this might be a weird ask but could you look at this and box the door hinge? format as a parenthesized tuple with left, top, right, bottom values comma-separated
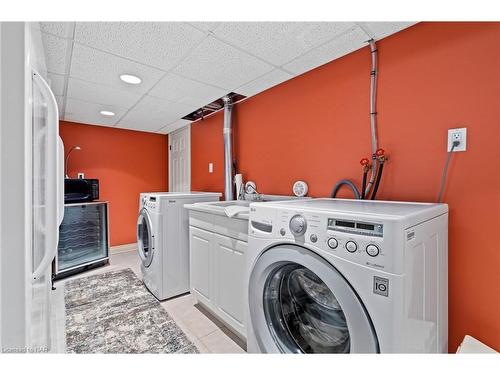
(169, 145, 172, 151)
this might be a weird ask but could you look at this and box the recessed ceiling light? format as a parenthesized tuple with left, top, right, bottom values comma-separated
(100, 110, 115, 117)
(120, 74, 142, 85)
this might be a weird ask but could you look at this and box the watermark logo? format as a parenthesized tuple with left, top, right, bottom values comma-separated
(1, 346, 48, 353)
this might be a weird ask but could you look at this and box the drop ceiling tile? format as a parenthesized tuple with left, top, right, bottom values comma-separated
(213, 22, 355, 66)
(47, 73, 66, 96)
(283, 26, 369, 76)
(134, 95, 194, 118)
(359, 22, 417, 40)
(173, 36, 274, 90)
(40, 22, 74, 38)
(149, 73, 227, 108)
(157, 119, 191, 134)
(70, 44, 164, 94)
(117, 111, 174, 132)
(118, 96, 193, 132)
(64, 97, 127, 127)
(74, 22, 207, 71)
(41, 33, 70, 75)
(67, 78, 142, 108)
(236, 69, 293, 97)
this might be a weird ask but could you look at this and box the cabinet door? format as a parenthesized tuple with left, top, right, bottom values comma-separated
(213, 233, 247, 336)
(189, 226, 213, 306)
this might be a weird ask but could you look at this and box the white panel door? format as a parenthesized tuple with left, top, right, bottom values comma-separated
(168, 125, 190, 192)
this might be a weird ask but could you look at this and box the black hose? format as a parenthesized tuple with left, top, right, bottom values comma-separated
(370, 162, 384, 200)
(331, 179, 361, 199)
(361, 170, 368, 199)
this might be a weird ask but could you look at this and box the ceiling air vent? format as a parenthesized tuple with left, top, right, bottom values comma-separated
(182, 92, 246, 121)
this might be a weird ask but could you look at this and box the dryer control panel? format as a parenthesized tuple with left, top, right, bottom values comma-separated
(327, 218, 383, 237)
(140, 194, 159, 211)
(249, 204, 401, 273)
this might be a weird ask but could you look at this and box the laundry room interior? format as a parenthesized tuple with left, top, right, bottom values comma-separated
(1, 1, 499, 367)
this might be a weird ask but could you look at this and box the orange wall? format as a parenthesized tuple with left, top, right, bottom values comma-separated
(59, 121, 168, 246)
(191, 22, 500, 351)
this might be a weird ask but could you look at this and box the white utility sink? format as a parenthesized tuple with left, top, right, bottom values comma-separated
(206, 200, 251, 208)
(185, 195, 309, 219)
(185, 200, 250, 219)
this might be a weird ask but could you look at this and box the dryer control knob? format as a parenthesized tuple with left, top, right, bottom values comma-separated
(366, 244, 380, 257)
(327, 238, 338, 249)
(289, 215, 307, 236)
(346, 241, 358, 253)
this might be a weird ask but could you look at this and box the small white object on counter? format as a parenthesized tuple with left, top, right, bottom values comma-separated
(234, 174, 244, 200)
(292, 180, 308, 197)
(457, 335, 497, 353)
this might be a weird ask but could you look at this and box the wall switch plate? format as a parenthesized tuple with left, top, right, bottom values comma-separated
(448, 127, 467, 152)
(77, 172, 85, 179)
(208, 163, 213, 173)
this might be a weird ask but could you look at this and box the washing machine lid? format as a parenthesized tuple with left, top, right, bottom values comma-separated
(249, 244, 379, 353)
(137, 208, 155, 268)
(142, 191, 222, 199)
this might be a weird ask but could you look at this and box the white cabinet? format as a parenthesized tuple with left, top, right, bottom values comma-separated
(189, 227, 213, 307)
(188, 213, 248, 339)
(214, 233, 246, 334)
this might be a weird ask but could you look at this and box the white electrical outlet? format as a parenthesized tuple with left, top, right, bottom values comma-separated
(77, 172, 85, 179)
(447, 127, 467, 152)
(208, 163, 213, 173)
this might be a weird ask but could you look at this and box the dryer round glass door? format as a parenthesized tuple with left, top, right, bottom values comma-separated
(137, 208, 154, 267)
(249, 244, 379, 353)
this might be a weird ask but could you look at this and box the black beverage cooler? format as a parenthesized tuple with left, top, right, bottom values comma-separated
(54, 201, 109, 279)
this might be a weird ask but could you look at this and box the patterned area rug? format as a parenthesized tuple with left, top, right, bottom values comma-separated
(64, 268, 198, 354)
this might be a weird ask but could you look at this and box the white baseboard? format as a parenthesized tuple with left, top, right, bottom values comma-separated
(110, 243, 137, 254)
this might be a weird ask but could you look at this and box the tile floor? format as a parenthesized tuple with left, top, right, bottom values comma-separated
(51, 248, 246, 354)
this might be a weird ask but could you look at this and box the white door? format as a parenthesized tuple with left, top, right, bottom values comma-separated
(168, 125, 190, 192)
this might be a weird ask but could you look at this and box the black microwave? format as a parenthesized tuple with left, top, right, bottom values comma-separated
(64, 179, 99, 203)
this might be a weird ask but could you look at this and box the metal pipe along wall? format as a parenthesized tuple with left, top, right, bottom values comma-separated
(223, 96, 234, 201)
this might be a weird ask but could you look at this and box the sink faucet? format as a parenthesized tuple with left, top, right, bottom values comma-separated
(247, 193, 264, 202)
(244, 183, 263, 201)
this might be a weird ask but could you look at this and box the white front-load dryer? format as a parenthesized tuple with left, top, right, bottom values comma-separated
(137, 192, 221, 300)
(246, 198, 448, 353)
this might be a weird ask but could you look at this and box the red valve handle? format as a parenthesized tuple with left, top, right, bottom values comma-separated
(376, 148, 385, 156)
(360, 158, 370, 166)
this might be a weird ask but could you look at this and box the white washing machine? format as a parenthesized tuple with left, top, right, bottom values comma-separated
(247, 198, 448, 353)
(137, 192, 221, 300)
